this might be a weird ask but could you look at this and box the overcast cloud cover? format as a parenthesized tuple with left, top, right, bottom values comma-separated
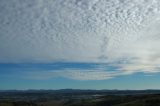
(1, 0, 160, 80)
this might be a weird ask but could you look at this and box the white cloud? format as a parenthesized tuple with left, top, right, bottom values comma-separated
(1, 0, 160, 79)
(23, 68, 133, 80)
(22, 63, 159, 80)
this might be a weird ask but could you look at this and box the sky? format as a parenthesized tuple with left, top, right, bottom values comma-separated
(1, 0, 160, 90)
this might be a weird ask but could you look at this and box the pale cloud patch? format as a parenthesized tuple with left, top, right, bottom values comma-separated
(24, 69, 133, 80)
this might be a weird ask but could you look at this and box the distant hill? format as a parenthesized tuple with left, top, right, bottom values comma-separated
(1, 89, 160, 95)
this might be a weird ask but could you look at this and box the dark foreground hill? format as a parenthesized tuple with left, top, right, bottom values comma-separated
(0, 89, 160, 106)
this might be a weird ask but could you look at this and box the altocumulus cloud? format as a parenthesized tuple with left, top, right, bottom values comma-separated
(1, 0, 160, 80)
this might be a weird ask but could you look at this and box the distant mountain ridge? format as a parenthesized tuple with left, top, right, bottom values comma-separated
(1, 89, 160, 95)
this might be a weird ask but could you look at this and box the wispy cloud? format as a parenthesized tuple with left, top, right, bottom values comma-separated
(0, 62, 159, 80)
(21, 63, 158, 80)
(23, 69, 132, 80)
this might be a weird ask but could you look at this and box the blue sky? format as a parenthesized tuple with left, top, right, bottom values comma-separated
(0, 63, 160, 90)
(1, 0, 160, 90)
